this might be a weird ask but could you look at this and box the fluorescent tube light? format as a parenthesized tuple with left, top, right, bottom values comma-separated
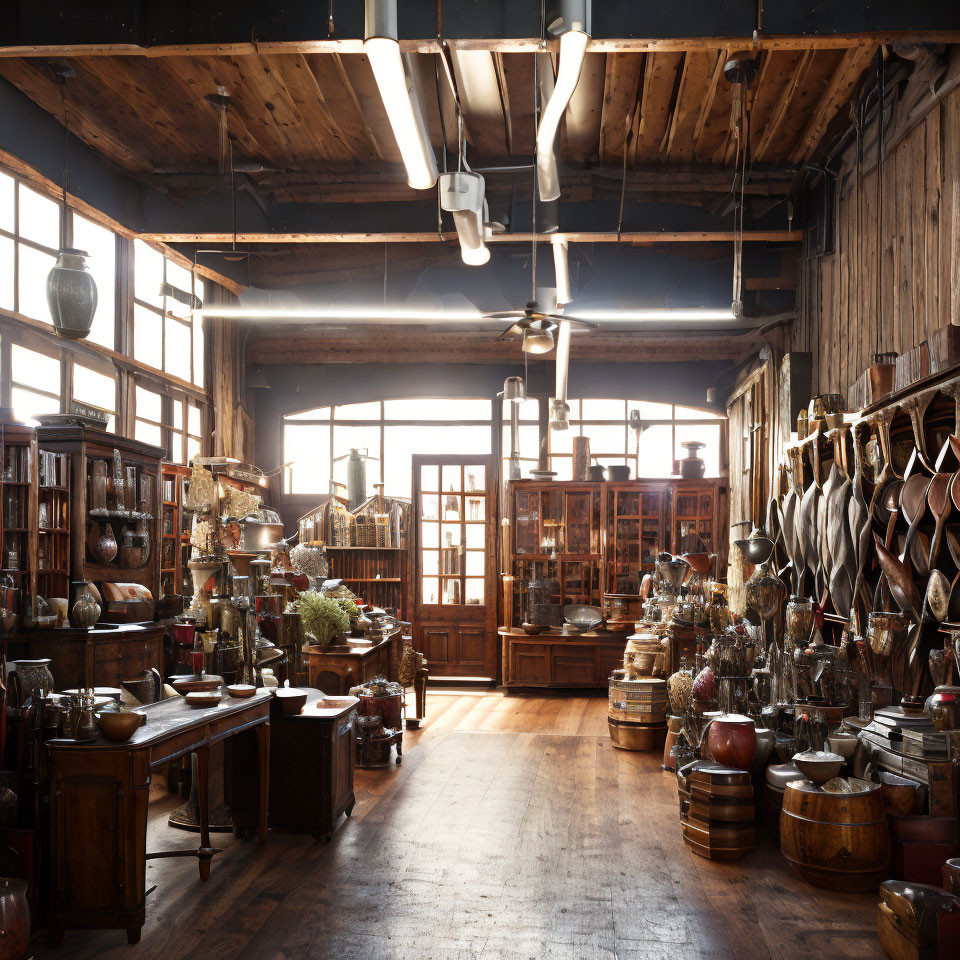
(195, 305, 738, 323)
(364, 1, 438, 190)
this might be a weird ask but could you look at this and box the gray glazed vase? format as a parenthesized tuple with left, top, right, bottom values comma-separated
(47, 247, 98, 340)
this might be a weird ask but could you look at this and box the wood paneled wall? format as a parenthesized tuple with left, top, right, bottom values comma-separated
(794, 80, 960, 395)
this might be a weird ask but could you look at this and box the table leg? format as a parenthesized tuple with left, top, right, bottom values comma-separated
(196, 745, 213, 881)
(255, 721, 270, 845)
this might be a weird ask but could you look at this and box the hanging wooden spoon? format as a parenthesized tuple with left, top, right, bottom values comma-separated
(926, 473, 954, 573)
(899, 473, 932, 570)
(874, 532, 922, 623)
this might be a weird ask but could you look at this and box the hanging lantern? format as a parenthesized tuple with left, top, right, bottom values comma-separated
(47, 247, 97, 340)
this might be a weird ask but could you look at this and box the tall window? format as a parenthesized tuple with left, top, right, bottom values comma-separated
(11, 344, 60, 420)
(0, 175, 60, 325)
(501, 397, 540, 479)
(283, 398, 495, 499)
(134, 384, 163, 447)
(72, 215, 116, 350)
(133, 240, 204, 388)
(509, 399, 723, 479)
(72, 363, 116, 432)
(0, 173, 118, 351)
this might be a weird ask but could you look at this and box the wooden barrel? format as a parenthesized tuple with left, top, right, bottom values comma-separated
(780, 780, 890, 891)
(608, 677, 668, 722)
(607, 716, 666, 751)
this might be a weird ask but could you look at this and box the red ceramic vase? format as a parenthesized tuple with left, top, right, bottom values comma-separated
(0, 878, 30, 960)
(692, 665, 716, 702)
(700, 713, 757, 771)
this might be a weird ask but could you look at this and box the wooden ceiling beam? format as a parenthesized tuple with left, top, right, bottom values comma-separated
(247, 330, 762, 365)
(753, 49, 816, 162)
(2, 33, 958, 57)
(789, 45, 878, 163)
(147, 229, 802, 244)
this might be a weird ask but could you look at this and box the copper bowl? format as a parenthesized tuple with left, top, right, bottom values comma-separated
(171, 674, 223, 695)
(792, 749, 845, 786)
(95, 710, 142, 743)
(226, 683, 257, 699)
(273, 687, 308, 715)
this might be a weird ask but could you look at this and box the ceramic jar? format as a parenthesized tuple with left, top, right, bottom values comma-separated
(784, 596, 814, 644)
(925, 686, 960, 731)
(69, 581, 101, 628)
(699, 713, 757, 771)
(0, 877, 30, 960)
(46, 247, 97, 340)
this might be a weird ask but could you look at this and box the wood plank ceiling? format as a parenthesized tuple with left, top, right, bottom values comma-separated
(0, 45, 877, 204)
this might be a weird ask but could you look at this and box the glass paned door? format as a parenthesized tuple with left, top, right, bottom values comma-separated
(414, 455, 497, 679)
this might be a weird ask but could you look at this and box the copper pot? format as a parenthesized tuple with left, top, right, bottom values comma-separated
(699, 713, 757, 771)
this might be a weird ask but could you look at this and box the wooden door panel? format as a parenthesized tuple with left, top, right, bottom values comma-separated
(457, 626, 487, 666)
(421, 626, 451, 665)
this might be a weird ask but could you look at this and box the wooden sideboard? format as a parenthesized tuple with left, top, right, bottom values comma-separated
(11, 621, 167, 690)
(499, 628, 626, 689)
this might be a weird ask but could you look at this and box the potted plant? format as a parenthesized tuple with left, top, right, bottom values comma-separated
(335, 597, 361, 633)
(293, 590, 350, 648)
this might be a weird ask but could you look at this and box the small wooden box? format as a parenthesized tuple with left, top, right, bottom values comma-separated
(927, 324, 960, 375)
(895, 342, 930, 392)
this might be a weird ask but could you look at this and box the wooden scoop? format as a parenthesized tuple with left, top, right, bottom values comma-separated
(874, 533, 922, 623)
(926, 473, 954, 573)
(899, 474, 932, 570)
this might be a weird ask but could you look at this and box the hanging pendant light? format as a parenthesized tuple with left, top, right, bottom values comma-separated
(521, 321, 556, 355)
(46, 64, 97, 341)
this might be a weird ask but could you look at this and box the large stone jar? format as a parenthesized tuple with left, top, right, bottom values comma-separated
(699, 713, 758, 771)
(46, 247, 98, 340)
(0, 877, 30, 960)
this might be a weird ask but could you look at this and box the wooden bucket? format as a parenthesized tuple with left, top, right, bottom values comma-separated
(780, 780, 890, 891)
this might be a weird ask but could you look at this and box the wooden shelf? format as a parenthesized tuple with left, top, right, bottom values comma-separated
(324, 545, 404, 551)
(341, 577, 402, 583)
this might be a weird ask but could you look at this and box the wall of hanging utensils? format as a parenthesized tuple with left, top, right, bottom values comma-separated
(774, 375, 960, 705)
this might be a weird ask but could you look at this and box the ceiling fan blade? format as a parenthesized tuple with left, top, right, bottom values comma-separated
(559, 316, 600, 329)
(494, 324, 524, 342)
(484, 310, 526, 320)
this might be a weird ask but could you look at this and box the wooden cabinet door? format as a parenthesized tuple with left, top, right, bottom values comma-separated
(510, 643, 551, 685)
(414, 455, 498, 679)
(551, 648, 596, 685)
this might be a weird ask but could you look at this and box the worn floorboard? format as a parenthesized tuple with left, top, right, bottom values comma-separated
(33, 690, 882, 960)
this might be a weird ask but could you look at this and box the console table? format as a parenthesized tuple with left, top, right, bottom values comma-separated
(303, 634, 401, 693)
(46, 690, 271, 946)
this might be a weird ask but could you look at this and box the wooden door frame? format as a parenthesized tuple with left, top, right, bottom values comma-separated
(412, 453, 499, 681)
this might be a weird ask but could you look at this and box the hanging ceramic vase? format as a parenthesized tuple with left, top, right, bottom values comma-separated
(47, 247, 98, 340)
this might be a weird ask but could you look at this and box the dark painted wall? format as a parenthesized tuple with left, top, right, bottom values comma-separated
(6, 1, 959, 46)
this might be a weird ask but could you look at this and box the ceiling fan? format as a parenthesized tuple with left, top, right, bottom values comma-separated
(487, 302, 597, 354)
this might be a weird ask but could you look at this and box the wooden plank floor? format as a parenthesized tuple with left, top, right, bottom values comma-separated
(34, 691, 883, 960)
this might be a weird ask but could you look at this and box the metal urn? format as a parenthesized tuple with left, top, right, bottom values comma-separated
(46, 247, 98, 340)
